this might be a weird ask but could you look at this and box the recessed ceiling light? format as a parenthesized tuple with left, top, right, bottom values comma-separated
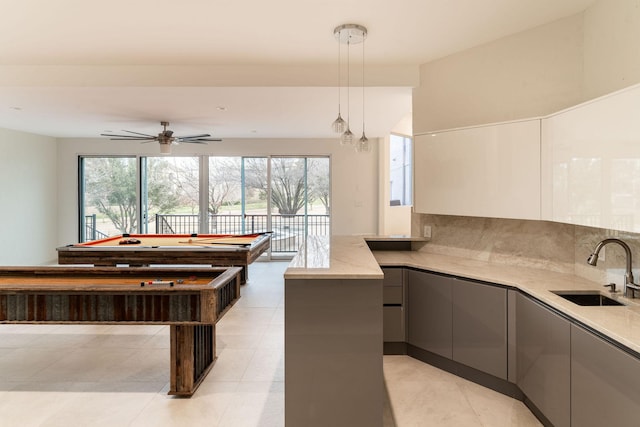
(216, 106, 227, 111)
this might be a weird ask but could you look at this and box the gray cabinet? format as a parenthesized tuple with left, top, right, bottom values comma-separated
(571, 325, 640, 427)
(407, 271, 508, 376)
(285, 277, 383, 427)
(452, 278, 507, 380)
(407, 269, 453, 358)
(401, 266, 640, 427)
(516, 293, 570, 427)
(382, 267, 405, 342)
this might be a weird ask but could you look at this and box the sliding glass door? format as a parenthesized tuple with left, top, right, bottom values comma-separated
(79, 156, 137, 241)
(143, 156, 200, 234)
(243, 157, 269, 235)
(208, 156, 243, 233)
(268, 157, 330, 255)
(79, 154, 330, 257)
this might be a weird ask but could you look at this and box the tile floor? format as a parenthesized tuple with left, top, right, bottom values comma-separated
(0, 261, 540, 427)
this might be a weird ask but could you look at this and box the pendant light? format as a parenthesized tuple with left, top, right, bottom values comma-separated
(333, 24, 367, 148)
(331, 35, 346, 134)
(355, 35, 371, 153)
(340, 36, 354, 145)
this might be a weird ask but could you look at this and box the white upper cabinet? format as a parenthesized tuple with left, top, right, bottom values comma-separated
(542, 84, 640, 233)
(414, 119, 541, 220)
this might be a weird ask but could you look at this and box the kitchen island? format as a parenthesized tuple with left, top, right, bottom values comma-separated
(284, 235, 384, 427)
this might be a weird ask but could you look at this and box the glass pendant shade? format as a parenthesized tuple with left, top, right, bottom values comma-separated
(355, 132, 371, 152)
(332, 114, 346, 133)
(340, 127, 354, 145)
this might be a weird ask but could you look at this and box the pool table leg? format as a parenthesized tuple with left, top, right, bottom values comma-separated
(169, 324, 217, 396)
(240, 264, 248, 285)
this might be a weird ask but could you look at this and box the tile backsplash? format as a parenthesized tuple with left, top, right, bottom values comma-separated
(413, 213, 640, 287)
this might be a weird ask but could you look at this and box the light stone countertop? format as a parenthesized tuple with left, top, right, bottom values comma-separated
(374, 249, 640, 355)
(284, 235, 383, 280)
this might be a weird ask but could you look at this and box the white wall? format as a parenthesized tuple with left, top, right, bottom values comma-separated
(378, 114, 413, 236)
(583, 0, 640, 99)
(413, 14, 584, 133)
(56, 137, 379, 245)
(413, 0, 640, 133)
(0, 128, 58, 264)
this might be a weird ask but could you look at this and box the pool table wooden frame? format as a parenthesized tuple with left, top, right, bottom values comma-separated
(0, 265, 242, 396)
(57, 233, 271, 285)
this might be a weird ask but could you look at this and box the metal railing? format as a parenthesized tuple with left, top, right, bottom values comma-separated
(156, 214, 330, 253)
(84, 214, 109, 241)
(83, 213, 329, 253)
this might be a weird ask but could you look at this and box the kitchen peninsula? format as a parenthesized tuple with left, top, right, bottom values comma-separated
(286, 235, 640, 427)
(284, 235, 384, 427)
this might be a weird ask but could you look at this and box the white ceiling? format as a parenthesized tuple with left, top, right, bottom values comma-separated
(0, 0, 596, 140)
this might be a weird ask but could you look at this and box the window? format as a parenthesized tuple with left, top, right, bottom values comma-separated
(389, 134, 412, 206)
(79, 155, 331, 257)
(208, 156, 243, 233)
(145, 156, 200, 234)
(80, 156, 137, 241)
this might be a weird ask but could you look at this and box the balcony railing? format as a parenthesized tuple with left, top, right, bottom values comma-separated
(84, 213, 329, 253)
(84, 214, 109, 241)
(156, 214, 330, 253)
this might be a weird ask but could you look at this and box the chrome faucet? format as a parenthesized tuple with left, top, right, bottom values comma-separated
(587, 238, 640, 298)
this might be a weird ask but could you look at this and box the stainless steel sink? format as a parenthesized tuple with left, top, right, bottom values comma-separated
(552, 291, 625, 306)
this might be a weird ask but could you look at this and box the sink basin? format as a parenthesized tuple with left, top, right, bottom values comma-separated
(552, 291, 625, 306)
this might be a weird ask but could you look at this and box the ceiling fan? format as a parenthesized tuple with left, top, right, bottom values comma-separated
(101, 121, 222, 154)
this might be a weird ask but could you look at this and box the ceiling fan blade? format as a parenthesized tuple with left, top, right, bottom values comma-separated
(107, 137, 157, 141)
(182, 139, 222, 144)
(178, 134, 211, 140)
(100, 133, 155, 139)
(121, 130, 156, 138)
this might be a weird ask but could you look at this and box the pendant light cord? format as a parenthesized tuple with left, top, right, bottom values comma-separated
(362, 37, 365, 133)
(337, 37, 341, 114)
(346, 37, 350, 129)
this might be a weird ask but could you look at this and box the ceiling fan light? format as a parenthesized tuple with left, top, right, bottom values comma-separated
(160, 143, 172, 154)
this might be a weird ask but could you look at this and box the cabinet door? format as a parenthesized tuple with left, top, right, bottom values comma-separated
(571, 325, 640, 427)
(382, 267, 403, 305)
(382, 267, 405, 342)
(414, 119, 541, 220)
(407, 270, 452, 358)
(383, 306, 405, 342)
(452, 278, 507, 380)
(516, 293, 570, 427)
(542, 84, 640, 233)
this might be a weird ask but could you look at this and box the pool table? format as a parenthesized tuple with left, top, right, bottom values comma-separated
(57, 233, 271, 284)
(0, 265, 242, 396)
